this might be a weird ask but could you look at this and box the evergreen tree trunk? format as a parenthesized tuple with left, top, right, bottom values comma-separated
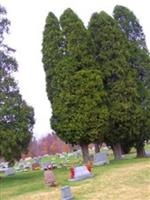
(136, 146, 146, 158)
(112, 143, 122, 160)
(81, 144, 89, 164)
(95, 143, 100, 153)
(121, 143, 131, 154)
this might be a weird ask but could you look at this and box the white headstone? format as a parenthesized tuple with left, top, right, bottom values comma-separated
(25, 162, 32, 169)
(5, 168, 15, 176)
(0, 162, 8, 172)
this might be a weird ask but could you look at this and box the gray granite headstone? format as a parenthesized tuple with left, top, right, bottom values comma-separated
(61, 186, 74, 200)
(69, 166, 93, 181)
(94, 152, 109, 166)
(145, 151, 150, 157)
(34, 157, 41, 164)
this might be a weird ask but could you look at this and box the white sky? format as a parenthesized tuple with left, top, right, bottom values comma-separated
(1, 0, 150, 138)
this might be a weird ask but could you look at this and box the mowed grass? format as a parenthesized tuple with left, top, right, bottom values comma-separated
(1, 146, 150, 200)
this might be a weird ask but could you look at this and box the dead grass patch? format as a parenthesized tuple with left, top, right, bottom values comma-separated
(3, 161, 150, 200)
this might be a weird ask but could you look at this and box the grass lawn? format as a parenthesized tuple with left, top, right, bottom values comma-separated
(1, 146, 150, 200)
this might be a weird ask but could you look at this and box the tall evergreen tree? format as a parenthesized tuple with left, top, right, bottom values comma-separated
(113, 5, 150, 84)
(58, 9, 108, 163)
(0, 5, 34, 164)
(42, 12, 63, 103)
(113, 5, 150, 157)
(113, 5, 146, 49)
(88, 11, 140, 159)
(42, 8, 108, 163)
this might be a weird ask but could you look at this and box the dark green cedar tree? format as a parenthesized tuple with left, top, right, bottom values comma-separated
(113, 5, 150, 157)
(88, 11, 140, 159)
(42, 8, 108, 163)
(42, 12, 64, 103)
(0, 5, 34, 164)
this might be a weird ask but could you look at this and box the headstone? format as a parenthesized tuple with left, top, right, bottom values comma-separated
(19, 163, 25, 170)
(61, 186, 74, 200)
(0, 162, 8, 172)
(69, 166, 93, 181)
(5, 168, 15, 176)
(25, 162, 32, 169)
(41, 162, 52, 170)
(76, 150, 81, 158)
(16, 161, 30, 172)
(93, 152, 109, 166)
(25, 157, 32, 161)
(33, 157, 41, 164)
(145, 151, 150, 157)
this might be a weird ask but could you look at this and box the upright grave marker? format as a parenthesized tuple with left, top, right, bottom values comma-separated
(93, 152, 109, 166)
(69, 166, 93, 181)
(61, 185, 74, 200)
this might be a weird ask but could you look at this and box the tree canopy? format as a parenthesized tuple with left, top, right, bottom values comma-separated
(42, 7, 150, 161)
(113, 5, 150, 157)
(88, 11, 142, 159)
(42, 8, 108, 163)
(0, 5, 35, 164)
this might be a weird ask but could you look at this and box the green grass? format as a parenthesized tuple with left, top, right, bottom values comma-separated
(1, 144, 150, 200)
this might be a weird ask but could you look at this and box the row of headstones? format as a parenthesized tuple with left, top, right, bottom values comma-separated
(1, 151, 108, 176)
(15, 153, 75, 172)
(31, 151, 80, 168)
(15, 150, 82, 172)
(3, 150, 150, 177)
(2, 159, 73, 176)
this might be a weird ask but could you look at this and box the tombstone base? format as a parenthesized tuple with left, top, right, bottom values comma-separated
(94, 160, 109, 166)
(62, 196, 73, 200)
(68, 174, 93, 181)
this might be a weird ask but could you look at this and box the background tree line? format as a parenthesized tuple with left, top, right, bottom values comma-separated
(27, 133, 72, 157)
(42, 5, 150, 163)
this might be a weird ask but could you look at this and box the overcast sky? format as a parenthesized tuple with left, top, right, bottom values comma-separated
(1, 0, 150, 138)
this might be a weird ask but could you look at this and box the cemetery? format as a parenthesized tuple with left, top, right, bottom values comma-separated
(1, 144, 150, 200)
(1, 1, 150, 200)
